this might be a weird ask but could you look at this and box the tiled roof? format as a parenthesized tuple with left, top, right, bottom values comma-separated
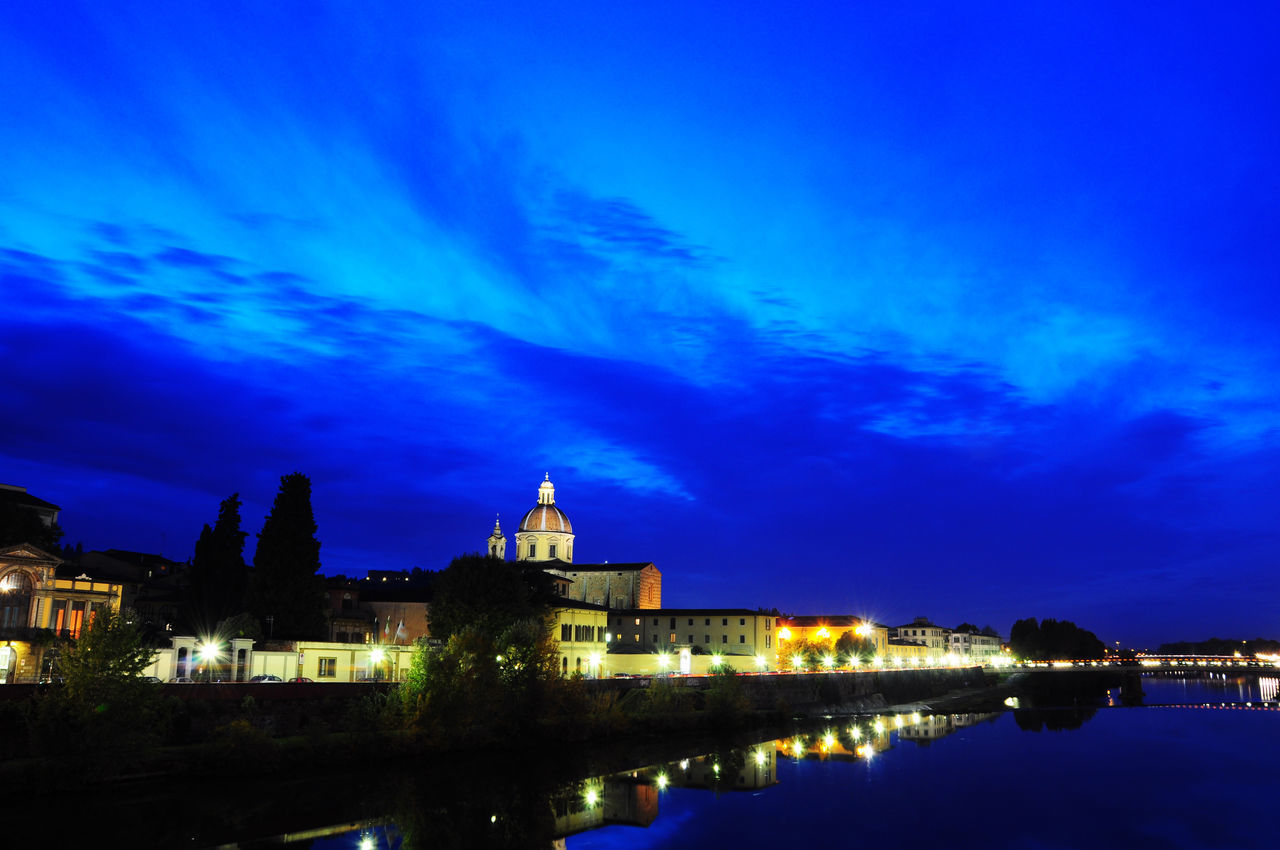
(551, 562, 657, 573)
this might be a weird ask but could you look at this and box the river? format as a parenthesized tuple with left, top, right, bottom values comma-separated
(7, 673, 1278, 848)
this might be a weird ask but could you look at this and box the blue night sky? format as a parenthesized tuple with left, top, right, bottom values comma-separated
(2, 3, 1277, 648)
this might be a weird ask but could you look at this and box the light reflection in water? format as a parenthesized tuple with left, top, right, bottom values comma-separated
(298, 676, 1280, 849)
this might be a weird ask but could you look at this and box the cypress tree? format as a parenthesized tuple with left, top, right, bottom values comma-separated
(186, 493, 249, 634)
(249, 473, 326, 639)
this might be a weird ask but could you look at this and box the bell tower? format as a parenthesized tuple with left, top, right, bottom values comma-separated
(487, 515, 506, 559)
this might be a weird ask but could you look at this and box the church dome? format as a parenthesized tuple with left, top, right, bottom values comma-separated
(517, 473, 573, 533)
(518, 503, 573, 534)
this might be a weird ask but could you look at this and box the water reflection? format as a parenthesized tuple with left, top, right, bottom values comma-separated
(6, 674, 1273, 848)
(306, 675, 1279, 849)
(329, 710, 1006, 849)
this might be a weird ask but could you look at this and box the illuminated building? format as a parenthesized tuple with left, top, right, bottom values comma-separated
(608, 609, 780, 669)
(0, 544, 124, 683)
(776, 615, 889, 658)
(492, 475, 662, 609)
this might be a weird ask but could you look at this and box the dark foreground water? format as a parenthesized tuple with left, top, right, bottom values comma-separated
(298, 674, 1279, 850)
(7, 674, 1277, 849)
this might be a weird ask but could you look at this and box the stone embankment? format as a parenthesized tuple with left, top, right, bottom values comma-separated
(594, 666, 999, 716)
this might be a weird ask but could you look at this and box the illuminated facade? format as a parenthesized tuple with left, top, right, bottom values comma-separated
(610, 609, 779, 661)
(0, 544, 124, 684)
(890, 617, 951, 654)
(777, 616, 889, 658)
(555, 602, 610, 677)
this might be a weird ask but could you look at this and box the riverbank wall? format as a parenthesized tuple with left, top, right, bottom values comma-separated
(587, 666, 993, 716)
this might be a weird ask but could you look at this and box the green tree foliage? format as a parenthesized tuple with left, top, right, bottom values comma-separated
(834, 630, 876, 662)
(955, 622, 980, 634)
(1010, 617, 1106, 661)
(704, 664, 750, 721)
(29, 610, 166, 780)
(0, 501, 63, 550)
(249, 473, 326, 639)
(426, 553, 556, 641)
(185, 493, 250, 634)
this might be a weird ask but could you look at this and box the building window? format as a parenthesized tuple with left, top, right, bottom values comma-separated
(653, 618, 659, 626)
(670, 617, 676, 629)
(318, 658, 337, 678)
(704, 635, 710, 644)
(561, 624, 572, 641)
(739, 635, 746, 643)
(739, 618, 745, 626)
(634, 618, 641, 626)
(549, 544, 557, 558)
(634, 634, 640, 643)
(688, 634, 694, 643)
(722, 618, 728, 626)
(651, 635, 658, 643)
(766, 619, 771, 630)
(529, 543, 536, 558)
(669, 633, 677, 643)
(766, 635, 772, 648)
(721, 635, 728, 644)
(705, 618, 711, 626)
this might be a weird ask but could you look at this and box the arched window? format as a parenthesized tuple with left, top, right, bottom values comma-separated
(0, 571, 34, 631)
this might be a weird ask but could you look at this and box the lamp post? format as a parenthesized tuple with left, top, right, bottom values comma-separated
(199, 640, 219, 683)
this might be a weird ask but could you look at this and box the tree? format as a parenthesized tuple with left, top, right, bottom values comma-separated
(185, 493, 250, 634)
(834, 630, 876, 662)
(426, 553, 557, 641)
(955, 622, 980, 634)
(1010, 617, 1106, 661)
(0, 501, 63, 550)
(248, 473, 326, 639)
(58, 609, 155, 700)
(30, 609, 166, 778)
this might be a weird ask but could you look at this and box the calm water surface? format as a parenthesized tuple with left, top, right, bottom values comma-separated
(313, 674, 1279, 850)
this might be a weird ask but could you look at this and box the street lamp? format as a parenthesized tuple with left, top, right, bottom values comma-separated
(199, 641, 220, 683)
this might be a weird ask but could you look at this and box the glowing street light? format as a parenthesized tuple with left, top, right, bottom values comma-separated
(791, 654, 805, 671)
(822, 654, 835, 669)
(199, 640, 219, 682)
(755, 655, 767, 671)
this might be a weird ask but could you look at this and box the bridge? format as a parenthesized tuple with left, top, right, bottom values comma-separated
(999, 655, 1280, 673)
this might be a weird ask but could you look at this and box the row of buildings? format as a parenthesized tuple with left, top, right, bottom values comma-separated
(0, 477, 1006, 684)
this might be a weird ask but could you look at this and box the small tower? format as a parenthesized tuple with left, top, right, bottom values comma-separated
(487, 515, 506, 559)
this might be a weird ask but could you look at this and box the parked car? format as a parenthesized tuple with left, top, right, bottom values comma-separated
(249, 674, 283, 683)
(288, 676, 314, 683)
(169, 676, 194, 683)
(140, 676, 163, 684)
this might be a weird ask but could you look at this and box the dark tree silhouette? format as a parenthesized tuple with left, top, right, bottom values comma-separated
(426, 553, 556, 641)
(185, 493, 250, 634)
(248, 473, 326, 639)
(1010, 617, 1106, 660)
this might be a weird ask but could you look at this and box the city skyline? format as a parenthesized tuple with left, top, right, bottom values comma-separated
(2, 4, 1278, 648)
